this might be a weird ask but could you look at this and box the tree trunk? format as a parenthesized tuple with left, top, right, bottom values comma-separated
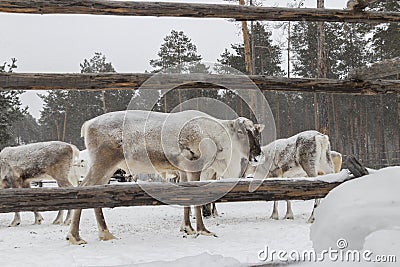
(364, 101, 369, 166)
(62, 92, 69, 142)
(316, 0, 328, 134)
(397, 93, 400, 123)
(380, 95, 387, 167)
(55, 121, 60, 141)
(101, 91, 107, 113)
(331, 95, 340, 151)
(250, 20, 256, 74)
(239, 0, 253, 75)
(276, 92, 281, 138)
(164, 95, 167, 113)
(287, 21, 291, 78)
(178, 90, 182, 112)
(314, 93, 318, 130)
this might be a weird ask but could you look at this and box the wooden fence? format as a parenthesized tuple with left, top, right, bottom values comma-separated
(0, 177, 355, 213)
(0, 0, 396, 213)
(0, 1, 399, 23)
(1, 73, 400, 95)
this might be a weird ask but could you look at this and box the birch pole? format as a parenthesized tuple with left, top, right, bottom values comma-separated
(316, 0, 329, 134)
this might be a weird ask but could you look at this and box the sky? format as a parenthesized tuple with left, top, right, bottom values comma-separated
(0, 0, 348, 118)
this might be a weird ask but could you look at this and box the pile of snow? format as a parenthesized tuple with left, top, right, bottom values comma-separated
(311, 167, 400, 261)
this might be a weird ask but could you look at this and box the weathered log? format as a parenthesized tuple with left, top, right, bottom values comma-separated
(0, 178, 356, 213)
(349, 57, 400, 80)
(1, 73, 400, 95)
(0, 1, 399, 24)
(347, 0, 378, 11)
(346, 155, 369, 177)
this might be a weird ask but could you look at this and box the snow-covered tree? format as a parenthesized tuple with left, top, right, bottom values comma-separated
(150, 30, 203, 73)
(0, 58, 25, 149)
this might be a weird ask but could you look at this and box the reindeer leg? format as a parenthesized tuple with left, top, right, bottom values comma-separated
(63, 210, 72, 226)
(67, 209, 86, 245)
(52, 178, 73, 225)
(284, 200, 294, 220)
(195, 206, 216, 237)
(53, 211, 64, 225)
(67, 155, 120, 244)
(34, 212, 44, 225)
(9, 212, 21, 227)
(307, 198, 320, 223)
(270, 201, 279, 220)
(202, 204, 212, 218)
(95, 208, 117, 241)
(211, 203, 219, 217)
(180, 206, 195, 235)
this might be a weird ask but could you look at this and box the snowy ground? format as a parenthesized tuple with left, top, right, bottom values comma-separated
(1, 167, 399, 266)
(0, 199, 315, 266)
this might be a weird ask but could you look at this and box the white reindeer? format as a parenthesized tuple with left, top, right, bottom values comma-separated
(246, 130, 341, 223)
(0, 141, 80, 226)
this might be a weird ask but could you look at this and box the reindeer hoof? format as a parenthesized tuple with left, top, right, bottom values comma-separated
(99, 230, 117, 241)
(284, 214, 294, 220)
(180, 225, 196, 235)
(197, 230, 217, 237)
(9, 222, 20, 227)
(53, 219, 62, 225)
(270, 214, 279, 220)
(67, 234, 87, 245)
(34, 219, 43, 225)
(307, 217, 315, 224)
(62, 219, 72, 226)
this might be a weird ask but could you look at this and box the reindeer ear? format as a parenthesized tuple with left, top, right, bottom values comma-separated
(255, 124, 265, 133)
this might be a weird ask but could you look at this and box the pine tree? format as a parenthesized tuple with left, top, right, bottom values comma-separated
(370, 1, 400, 62)
(368, 0, 400, 166)
(38, 90, 69, 142)
(216, 22, 284, 121)
(217, 46, 246, 74)
(290, 21, 319, 78)
(217, 22, 284, 76)
(148, 30, 208, 113)
(67, 52, 125, 148)
(291, 21, 371, 79)
(0, 58, 25, 149)
(150, 30, 203, 73)
(38, 52, 128, 149)
(330, 23, 372, 79)
(80, 52, 133, 113)
(80, 52, 115, 73)
(11, 113, 41, 145)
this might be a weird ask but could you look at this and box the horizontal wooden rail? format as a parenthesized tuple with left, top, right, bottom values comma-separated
(0, 178, 356, 213)
(1, 73, 400, 94)
(349, 57, 400, 80)
(0, 1, 399, 24)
